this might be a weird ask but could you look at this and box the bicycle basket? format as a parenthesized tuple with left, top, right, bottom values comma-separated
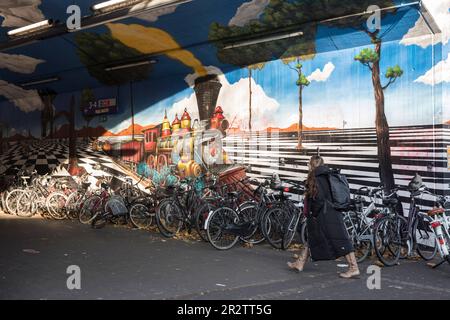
(106, 197, 128, 216)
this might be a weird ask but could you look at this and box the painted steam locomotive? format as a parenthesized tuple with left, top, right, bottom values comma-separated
(99, 106, 230, 178)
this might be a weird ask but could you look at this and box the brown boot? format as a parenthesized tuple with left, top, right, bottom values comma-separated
(287, 247, 309, 272)
(339, 252, 360, 279)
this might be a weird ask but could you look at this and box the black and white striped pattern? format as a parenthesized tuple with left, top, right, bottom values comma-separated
(223, 124, 450, 209)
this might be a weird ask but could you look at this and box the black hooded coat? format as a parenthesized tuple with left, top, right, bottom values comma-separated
(306, 165, 354, 261)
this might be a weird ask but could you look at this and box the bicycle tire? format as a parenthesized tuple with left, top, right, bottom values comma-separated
(239, 203, 265, 245)
(261, 207, 288, 249)
(5, 189, 23, 215)
(91, 212, 108, 229)
(299, 220, 308, 245)
(194, 201, 217, 242)
(79, 195, 101, 224)
(282, 210, 300, 250)
(46, 192, 68, 220)
(343, 211, 372, 263)
(414, 214, 437, 261)
(16, 190, 36, 217)
(373, 215, 402, 267)
(156, 200, 183, 238)
(206, 207, 240, 250)
(65, 191, 80, 219)
(129, 203, 153, 229)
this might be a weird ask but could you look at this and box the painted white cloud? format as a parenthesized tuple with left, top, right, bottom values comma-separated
(176, 66, 279, 131)
(0, 0, 45, 27)
(131, 0, 179, 22)
(415, 52, 450, 85)
(306, 62, 335, 82)
(400, 0, 450, 48)
(228, 0, 270, 27)
(0, 80, 44, 112)
(0, 53, 44, 74)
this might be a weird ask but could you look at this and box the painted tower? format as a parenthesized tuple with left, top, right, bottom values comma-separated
(193, 74, 222, 121)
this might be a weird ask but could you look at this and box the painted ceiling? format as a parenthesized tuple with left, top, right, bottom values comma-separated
(0, 0, 435, 103)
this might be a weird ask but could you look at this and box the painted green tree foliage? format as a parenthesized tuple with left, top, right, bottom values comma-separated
(75, 33, 152, 86)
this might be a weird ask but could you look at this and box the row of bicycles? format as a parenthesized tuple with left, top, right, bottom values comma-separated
(344, 180, 450, 267)
(0, 166, 159, 229)
(155, 173, 306, 251)
(0, 166, 306, 251)
(1, 165, 449, 268)
(0, 167, 79, 219)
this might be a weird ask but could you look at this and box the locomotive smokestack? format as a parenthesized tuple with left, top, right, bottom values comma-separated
(194, 74, 222, 121)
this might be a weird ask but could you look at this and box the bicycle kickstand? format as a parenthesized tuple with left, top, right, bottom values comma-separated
(431, 259, 447, 269)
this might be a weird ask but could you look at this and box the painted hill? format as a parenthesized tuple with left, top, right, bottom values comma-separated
(78, 126, 114, 137)
(53, 125, 114, 138)
(114, 123, 158, 136)
(268, 123, 337, 132)
(116, 124, 144, 136)
(4, 133, 30, 141)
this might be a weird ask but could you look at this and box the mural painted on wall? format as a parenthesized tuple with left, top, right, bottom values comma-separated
(0, 0, 449, 204)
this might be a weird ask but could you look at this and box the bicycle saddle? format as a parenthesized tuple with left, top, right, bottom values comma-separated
(227, 191, 240, 198)
(382, 197, 398, 206)
(82, 182, 91, 189)
(274, 193, 292, 200)
(427, 208, 445, 216)
(408, 173, 425, 191)
(356, 187, 369, 196)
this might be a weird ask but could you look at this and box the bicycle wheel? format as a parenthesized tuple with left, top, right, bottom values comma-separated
(79, 195, 101, 224)
(16, 190, 36, 217)
(282, 210, 300, 250)
(91, 212, 108, 229)
(373, 215, 402, 266)
(5, 189, 23, 215)
(46, 192, 68, 220)
(194, 201, 217, 242)
(156, 200, 183, 238)
(129, 203, 153, 229)
(1, 191, 9, 214)
(240, 203, 265, 245)
(414, 215, 437, 261)
(65, 191, 80, 219)
(262, 207, 289, 249)
(206, 207, 240, 250)
(299, 220, 308, 245)
(344, 211, 372, 263)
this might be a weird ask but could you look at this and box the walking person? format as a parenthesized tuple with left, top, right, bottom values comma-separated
(287, 155, 360, 279)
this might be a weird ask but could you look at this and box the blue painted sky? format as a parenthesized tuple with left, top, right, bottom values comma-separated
(0, 0, 449, 136)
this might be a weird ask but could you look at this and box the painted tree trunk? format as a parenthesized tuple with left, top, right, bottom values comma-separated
(248, 68, 252, 131)
(298, 84, 303, 149)
(68, 95, 80, 176)
(371, 41, 395, 192)
(50, 119, 54, 139)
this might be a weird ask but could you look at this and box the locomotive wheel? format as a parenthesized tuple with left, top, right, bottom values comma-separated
(157, 154, 168, 171)
(147, 155, 156, 169)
